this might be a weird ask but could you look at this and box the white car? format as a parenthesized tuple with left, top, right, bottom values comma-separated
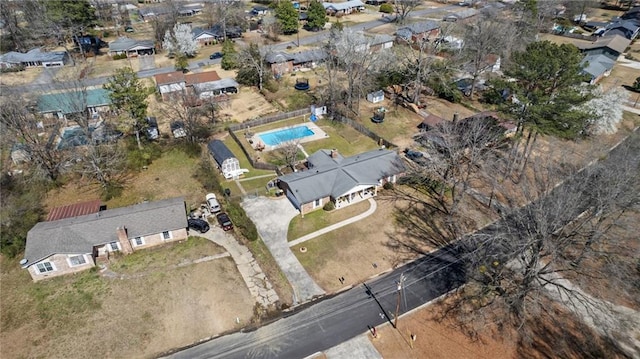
(205, 193, 221, 213)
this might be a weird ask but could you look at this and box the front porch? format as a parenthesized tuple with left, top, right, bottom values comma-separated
(335, 184, 377, 209)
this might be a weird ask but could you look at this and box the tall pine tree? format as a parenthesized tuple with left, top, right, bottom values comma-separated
(275, 1, 298, 34)
(306, 1, 327, 32)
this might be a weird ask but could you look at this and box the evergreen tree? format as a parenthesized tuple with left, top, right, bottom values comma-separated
(500, 40, 592, 176)
(275, 1, 298, 34)
(306, 1, 327, 32)
(103, 67, 153, 148)
(221, 40, 237, 70)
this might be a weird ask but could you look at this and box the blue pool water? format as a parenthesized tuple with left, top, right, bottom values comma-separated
(259, 126, 315, 146)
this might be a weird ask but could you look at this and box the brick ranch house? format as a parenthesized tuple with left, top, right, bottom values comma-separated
(22, 197, 189, 281)
(277, 148, 405, 216)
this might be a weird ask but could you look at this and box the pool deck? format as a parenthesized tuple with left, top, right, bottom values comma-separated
(250, 121, 327, 152)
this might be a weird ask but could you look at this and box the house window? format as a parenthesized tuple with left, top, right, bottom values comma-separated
(68, 255, 86, 266)
(162, 231, 171, 240)
(314, 198, 322, 208)
(109, 242, 120, 251)
(36, 262, 55, 274)
(133, 236, 144, 246)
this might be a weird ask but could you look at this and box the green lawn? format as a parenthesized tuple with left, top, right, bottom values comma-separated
(287, 200, 372, 241)
(238, 175, 278, 196)
(222, 136, 275, 178)
(304, 119, 380, 156)
(357, 107, 420, 145)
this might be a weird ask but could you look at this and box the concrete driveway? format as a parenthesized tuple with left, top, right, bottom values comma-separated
(242, 196, 325, 304)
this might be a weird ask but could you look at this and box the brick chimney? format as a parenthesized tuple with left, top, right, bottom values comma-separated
(116, 226, 133, 255)
(331, 149, 338, 159)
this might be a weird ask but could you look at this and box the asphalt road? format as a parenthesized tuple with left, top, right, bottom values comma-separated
(165, 131, 638, 359)
(2, 5, 455, 95)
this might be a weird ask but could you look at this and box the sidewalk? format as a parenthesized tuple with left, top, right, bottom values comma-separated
(200, 228, 280, 308)
(289, 198, 377, 248)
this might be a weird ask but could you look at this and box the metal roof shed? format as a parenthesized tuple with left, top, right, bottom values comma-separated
(207, 140, 247, 179)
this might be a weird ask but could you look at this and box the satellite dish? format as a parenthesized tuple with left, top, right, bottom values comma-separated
(19, 259, 28, 266)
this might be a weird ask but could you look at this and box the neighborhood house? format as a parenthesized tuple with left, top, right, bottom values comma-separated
(323, 0, 365, 16)
(0, 48, 69, 69)
(108, 37, 155, 57)
(278, 148, 405, 216)
(266, 48, 328, 76)
(154, 70, 239, 101)
(37, 88, 112, 122)
(396, 20, 441, 43)
(22, 197, 189, 281)
(576, 35, 631, 84)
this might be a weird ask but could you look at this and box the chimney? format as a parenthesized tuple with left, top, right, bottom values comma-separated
(331, 149, 338, 158)
(116, 226, 134, 255)
(453, 113, 459, 123)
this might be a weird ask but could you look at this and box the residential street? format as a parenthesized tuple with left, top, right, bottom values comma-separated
(165, 131, 639, 359)
(1, 6, 454, 95)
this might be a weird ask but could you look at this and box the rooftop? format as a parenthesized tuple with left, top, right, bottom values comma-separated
(47, 199, 102, 221)
(37, 88, 112, 114)
(109, 37, 154, 52)
(0, 48, 67, 64)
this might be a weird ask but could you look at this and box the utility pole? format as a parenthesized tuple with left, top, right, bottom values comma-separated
(394, 273, 405, 328)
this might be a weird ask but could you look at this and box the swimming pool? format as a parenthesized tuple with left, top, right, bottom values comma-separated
(258, 125, 315, 146)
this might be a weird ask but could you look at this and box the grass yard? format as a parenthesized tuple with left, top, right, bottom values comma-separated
(292, 198, 413, 293)
(237, 175, 278, 196)
(0, 67, 43, 86)
(221, 135, 275, 178)
(303, 118, 380, 156)
(0, 240, 254, 359)
(287, 200, 371, 241)
(44, 148, 206, 217)
(109, 236, 227, 274)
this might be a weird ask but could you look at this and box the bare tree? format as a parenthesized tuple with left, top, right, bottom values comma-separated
(393, 132, 640, 348)
(461, 19, 508, 98)
(162, 91, 210, 143)
(0, 96, 67, 182)
(328, 28, 392, 115)
(75, 142, 126, 195)
(276, 139, 302, 170)
(203, 0, 246, 41)
(393, 0, 422, 24)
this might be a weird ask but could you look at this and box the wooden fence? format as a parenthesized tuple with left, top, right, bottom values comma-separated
(228, 108, 310, 132)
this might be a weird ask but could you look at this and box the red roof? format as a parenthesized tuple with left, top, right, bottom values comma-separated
(47, 199, 102, 221)
(154, 71, 185, 86)
(185, 71, 221, 85)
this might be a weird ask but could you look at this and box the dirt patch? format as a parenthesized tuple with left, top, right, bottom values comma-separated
(0, 68, 43, 86)
(219, 87, 280, 123)
(372, 295, 627, 359)
(0, 243, 254, 359)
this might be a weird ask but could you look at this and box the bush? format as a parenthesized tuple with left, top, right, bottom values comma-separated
(126, 140, 162, 169)
(102, 181, 124, 201)
(112, 53, 128, 60)
(383, 182, 394, 190)
(0, 65, 25, 73)
(380, 3, 393, 13)
(177, 141, 202, 158)
(193, 156, 224, 193)
(323, 201, 335, 211)
(225, 200, 259, 241)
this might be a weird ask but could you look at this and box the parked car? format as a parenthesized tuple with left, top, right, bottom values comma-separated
(205, 193, 221, 213)
(216, 212, 233, 231)
(404, 148, 428, 165)
(145, 116, 159, 140)
(170, 121, 187, 138)
(209, 52, 223, 60)
(188, 218, 210, 233)
(124, 26, 135, 33)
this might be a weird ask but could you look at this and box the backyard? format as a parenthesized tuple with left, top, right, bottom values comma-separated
(0, 237, 255, 359)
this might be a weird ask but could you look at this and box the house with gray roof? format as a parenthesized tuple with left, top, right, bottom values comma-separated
(576, 35, 630, 84)
(0, 48, 69, 69)
(108, 37, 155, 57)
(581, 53, 616, 84)
(193, 78, 239, 99)
(323, 0, 365, 15)
(265, 48, 328, 76)
(278, 148, 405, 216)
(22, 197, 188, 281)
(396, 20, 440, 43)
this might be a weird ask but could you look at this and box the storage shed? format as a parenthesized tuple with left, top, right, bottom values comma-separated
(207, 140, 248, 179)
(367, 90, 384, 104)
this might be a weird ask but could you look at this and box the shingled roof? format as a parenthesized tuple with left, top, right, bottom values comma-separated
(279, 149, 404, 205)
(24, 198, 187, 266)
